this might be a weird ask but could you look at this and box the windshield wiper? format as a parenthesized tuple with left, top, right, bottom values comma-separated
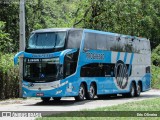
(54, 33, 57, 48)
(43, 33, 47, 49)
(35, 34, 38, 49)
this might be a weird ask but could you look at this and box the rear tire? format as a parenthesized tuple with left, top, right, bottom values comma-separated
(86, 83, 96, 100)
(135, 83, 141, 97)
(75, 84, 86, 101)
(128, 82, 136, 97)
(41, 97, 50, 102)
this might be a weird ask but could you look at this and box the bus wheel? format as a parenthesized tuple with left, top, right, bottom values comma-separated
(75, 84, 85, 101)
(135, 83, 141, 97)
(41, 97, 50, 102)
(128, 82, 136, 97)
(53, 97, 61, 101)
(86, 83, 96, 100)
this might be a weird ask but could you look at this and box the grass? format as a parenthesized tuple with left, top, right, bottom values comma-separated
(37, 98, 160, 120)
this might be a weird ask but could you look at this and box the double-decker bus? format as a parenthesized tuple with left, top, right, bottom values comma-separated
(14, 28, 151, 102)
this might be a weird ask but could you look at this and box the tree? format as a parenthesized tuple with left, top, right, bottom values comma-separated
(0, 1, 19, 51)
(0, 21, 13, 53)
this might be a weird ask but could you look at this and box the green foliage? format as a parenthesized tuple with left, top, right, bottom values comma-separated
(151, 65, 160, 89)
(152, 44, 160, 67)
(151, 44, 160, 89)
(0, 53, 19, 99)
(73, 0, 160, 48)
(0, 1, 19, 51)
(0, 21, 13, 53)
(0, 0, 160, 51)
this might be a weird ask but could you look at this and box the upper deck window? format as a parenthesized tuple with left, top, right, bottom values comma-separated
(67, 30, 83, 49)
(28, 32, 66, 49)
(84, 33, 97, 50)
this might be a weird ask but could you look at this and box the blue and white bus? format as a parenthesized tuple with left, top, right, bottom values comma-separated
(14, 28, 151, 102)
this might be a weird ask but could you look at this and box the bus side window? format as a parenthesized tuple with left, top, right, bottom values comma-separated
(143, 40, 150, 54)
(96, 34, 107, 50)
(102, 65, 111, 77)
(67, 30, 83, 49)
(64, 52, 78, 78)
(84, 33, 96, 50)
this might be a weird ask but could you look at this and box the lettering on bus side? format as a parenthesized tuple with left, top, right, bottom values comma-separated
(86, 53, 104, 60)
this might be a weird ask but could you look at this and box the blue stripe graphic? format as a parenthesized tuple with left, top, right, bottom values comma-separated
(128, 53, 134, 74)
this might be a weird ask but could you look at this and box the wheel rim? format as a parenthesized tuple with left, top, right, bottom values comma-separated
(137, 85, 141, 95)
(131, 85, 135, 96)
(89, 86, 95, 98)
(79, 86, 84, 99)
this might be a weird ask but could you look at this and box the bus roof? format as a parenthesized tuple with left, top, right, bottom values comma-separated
(84, 29, 149, 41)
(32, 28, 84, 33)
(32, 28, 148, 41)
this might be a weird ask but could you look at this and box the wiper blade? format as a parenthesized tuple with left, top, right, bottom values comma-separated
(54, 33, 57, 48)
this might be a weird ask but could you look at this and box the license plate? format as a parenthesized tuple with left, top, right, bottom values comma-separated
(36, 93, 44, 96)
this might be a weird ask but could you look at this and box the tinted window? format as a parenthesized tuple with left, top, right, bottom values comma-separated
(132, 38, 140, 53)
(124, 37, 133, 53)
(67, 30, 83, 49)
(84, 32, 150, 54)
(28, 32, 66, 49)
(107, 35, 116, 51)
(84, 33, 97, 50)
(96, 34, 107, 50)
(140, 40, 151, 54)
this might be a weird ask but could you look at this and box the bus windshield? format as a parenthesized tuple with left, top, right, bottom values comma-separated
(23, 58, 62, 82)
(28, 32, 66, 49)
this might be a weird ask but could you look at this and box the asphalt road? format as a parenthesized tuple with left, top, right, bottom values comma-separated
(0, 89, 159, 119)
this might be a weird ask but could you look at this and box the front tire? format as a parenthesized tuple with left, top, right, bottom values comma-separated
(86, 83, 96, 100)
(75, 84, 86, 101)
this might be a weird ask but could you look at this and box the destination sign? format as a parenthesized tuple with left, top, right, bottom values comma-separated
(27, 58, 59, 63)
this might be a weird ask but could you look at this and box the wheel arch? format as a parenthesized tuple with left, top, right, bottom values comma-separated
(130, 80, 136, 88)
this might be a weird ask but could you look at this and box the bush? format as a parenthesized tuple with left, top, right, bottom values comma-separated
(151, 44, 160, 89)
(151, 65, 160, 89)
(152, 44, 160, 67)
(0, 53, 19, 100)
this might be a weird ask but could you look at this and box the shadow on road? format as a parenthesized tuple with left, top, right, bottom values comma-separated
(24, 93, 160, 107)
(24, 99, 92, 106)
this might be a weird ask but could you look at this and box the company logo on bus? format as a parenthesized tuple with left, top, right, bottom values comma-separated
(40, 74, 45, 78)
(114, 60, 128, 89)
(86, 53, 104, 60)
(32, 54, 54, 58)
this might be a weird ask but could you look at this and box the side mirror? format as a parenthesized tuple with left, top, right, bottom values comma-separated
(14, 51, 24, 65)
